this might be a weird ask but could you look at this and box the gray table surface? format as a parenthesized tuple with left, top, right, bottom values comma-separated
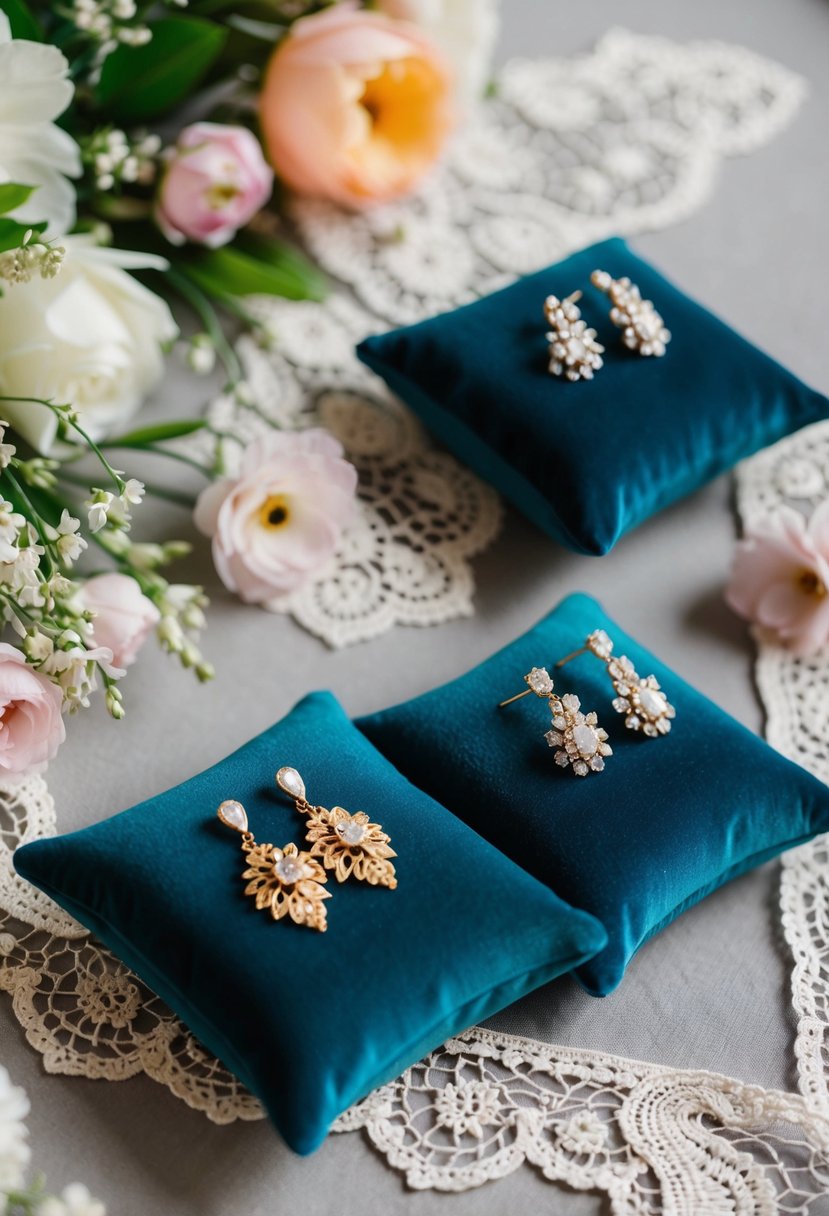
(2, 0, 828, 1212)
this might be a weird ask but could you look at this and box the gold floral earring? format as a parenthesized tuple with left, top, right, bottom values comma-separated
(556, 629, 676, 737)
(216, 799, 330, 932)
(498, 666, 612, 776)
(275, 767, 398, 889)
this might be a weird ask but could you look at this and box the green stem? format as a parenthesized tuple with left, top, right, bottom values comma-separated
(57, 469, 196, 509)
(0, 470, 57, 574)
(165, 268, 243, 388)
(0, 397, 125, 493)
(98, 441, 213, 478)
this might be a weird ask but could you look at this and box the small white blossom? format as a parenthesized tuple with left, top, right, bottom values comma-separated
(55, 510, 87, 566)
(120, 478, 145, 508)
(87, 491, 115, 534)
(0, 499, 25, 562)
(23, 629, 55, 664)
(0, 421, 16, 468)
(186, 334, 216, 376)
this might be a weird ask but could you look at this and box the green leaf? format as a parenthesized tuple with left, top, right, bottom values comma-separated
(185, 241, 327, 302)
(0, 183, 35, 217)
(0, 217, 46, 254)
(0, 0, 43, 40)
(104, 419, 208, 447)
(96, 16, 228, 122)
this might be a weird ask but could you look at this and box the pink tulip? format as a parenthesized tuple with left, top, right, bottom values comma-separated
(259, 5, 455, 208)
(78, 573, 160, 669)
(155, 123, 273, 248)
(725, 502, 829, 657)
(194, 429, 358, 603)
(0, 644, 65, 775)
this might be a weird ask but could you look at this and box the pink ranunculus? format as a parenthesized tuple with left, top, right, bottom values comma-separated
(0, 644, 65, 775)
(155, 122, 273, 248)
(725, 501, 829, 657)
(259, 5, 455, 209)
(78, 573, 161, 669)
(194, 429, 358, 604)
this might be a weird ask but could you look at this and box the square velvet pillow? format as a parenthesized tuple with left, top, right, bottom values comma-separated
(13, 691, 606, 1154)
(357, 594, 829, 996)
(357, 238, 829, 555)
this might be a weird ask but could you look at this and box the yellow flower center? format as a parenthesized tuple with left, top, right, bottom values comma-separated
(798, 569, 826, 597)
(205, 182, 239, 210)
(259, 495, 291, 530)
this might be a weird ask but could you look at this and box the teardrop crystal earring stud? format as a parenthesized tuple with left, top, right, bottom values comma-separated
(556, 629, 676, 737)
(498, 666, 612, 776)
(275, 767, 398, 889)
(216, 799, 330, 931)
(544, 290, 605, 381)
(590, 269, 671, 357)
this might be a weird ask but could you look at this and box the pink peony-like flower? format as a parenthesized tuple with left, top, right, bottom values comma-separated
(0, 644, 65, 775)
(155, 122, 273, 248)
(725, 502, 829, 657)
(78, 573, 160, 669)
(194, 429, 358, 603)
(259, 5, 455, 208)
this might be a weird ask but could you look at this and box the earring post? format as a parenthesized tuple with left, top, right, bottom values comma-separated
(498, 688, 533, 708)
(556, 646, 588, 669)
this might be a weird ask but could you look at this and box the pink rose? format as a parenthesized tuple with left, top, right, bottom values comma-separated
(78, 573, 160, 669)
(725, 502, 829, 657)
(155, 123, 273, 248)
(194, 429, 358, 603)
(259, 5, 455, 208)
(0, 644, 65, 776)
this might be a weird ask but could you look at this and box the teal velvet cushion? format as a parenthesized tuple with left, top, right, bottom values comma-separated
(357, 594, 829, 996)
(357, 238, 829, 555)
(13, 691, 606, 1154)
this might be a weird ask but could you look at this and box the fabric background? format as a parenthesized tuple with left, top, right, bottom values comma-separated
(0, 0, 827, 1213)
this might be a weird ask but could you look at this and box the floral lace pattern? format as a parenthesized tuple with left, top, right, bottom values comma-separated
(736, 419, 829, 1121)
(2, 34, 825, 1212)
(190, 27, 805, 648)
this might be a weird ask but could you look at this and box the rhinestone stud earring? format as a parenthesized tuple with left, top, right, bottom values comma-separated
(499, 666, 612, 776)
(590, 270, 671, 357)
(544, 290, 605, 381)
(556, 629, 676, 737)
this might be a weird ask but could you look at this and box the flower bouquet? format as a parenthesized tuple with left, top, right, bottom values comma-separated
(0, 0, 497, 777)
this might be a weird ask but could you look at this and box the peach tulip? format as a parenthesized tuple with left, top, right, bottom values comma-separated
(259, 5, 455, 208)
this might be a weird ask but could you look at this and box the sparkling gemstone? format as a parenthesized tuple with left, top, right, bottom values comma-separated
(573, 724, 599, 757)
(276, 767, 306, 800)
(545, 730, 563, 747)
(588, 630, 613, 658)
(555, 751, 570, 767)
(217, 800, 248, 833)
(573, 761, 589, 777)
(527, 667, 554, 695)
(274, 855, 305, 884)
(627, 715, 641, 730)
(337, 820, 367, 846)
(561, 693, 580, 712)
(590, 755, 605, 772)
(553, 715, 567, 731)
(612, 697, 630, 713)
(638, 687, 667, 719)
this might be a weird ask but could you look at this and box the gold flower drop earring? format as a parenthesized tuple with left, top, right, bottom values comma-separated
(499, 666, 612, 776)
(556, 629, 676, 737)
(275, 767, 398, 889)
(216, 799, 330, 932)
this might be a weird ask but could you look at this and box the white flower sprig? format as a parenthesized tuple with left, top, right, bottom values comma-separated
(81, 128, 161, 193)
(0, 1064, 106, 1215)
(0, 230, 65, 287)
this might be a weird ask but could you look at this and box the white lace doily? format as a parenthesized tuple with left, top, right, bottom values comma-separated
(4, 31, 826, 1213)
(190, 26, 805, 649)
(736, 419, 829, 1124)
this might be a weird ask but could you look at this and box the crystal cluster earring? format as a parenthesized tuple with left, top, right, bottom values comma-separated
(556, 629, 676, 737)
(217, 799, 330, 932)
(499, 666, 612, 776)
(276, 766, 398, 889)
(590, 270, 671, 357)
(544, 290, 605, 381)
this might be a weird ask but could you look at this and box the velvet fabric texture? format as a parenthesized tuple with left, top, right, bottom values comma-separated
(13, 691, 606, 1154)
(357, 238, 829, 555)
(357, 594, 829, 996)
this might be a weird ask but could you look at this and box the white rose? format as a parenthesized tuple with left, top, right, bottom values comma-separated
(0, 14, 81, 236)
(377, 0, 500, 105)
(0, 236, 178, 453)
